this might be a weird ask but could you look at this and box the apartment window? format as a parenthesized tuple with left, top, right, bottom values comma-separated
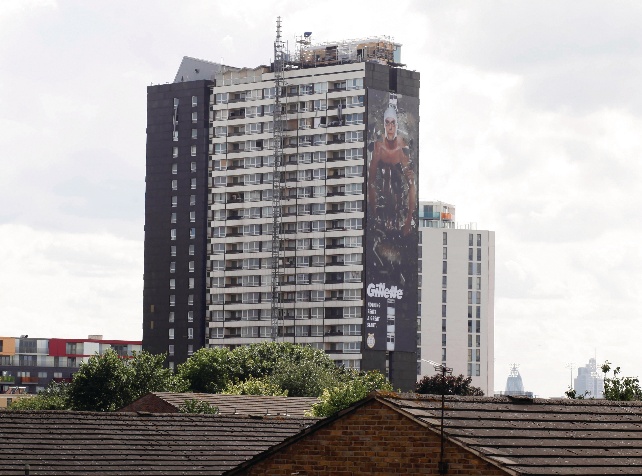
(170, 213, 177, 224)
(169, 312, 175, 323)
(169, 279, 175, 290)
(211, 328, 224, 338)
(442, 305, 446, 317)
(477, 234, 482, 246)
(345, 218, 362, 230)
(191, 112, 197, 123)
(443, 232, 447, 245)
(171, 163, 178, 174)
(168, 329, 174, 340)
(190, 195, 196, 206)
(190, 162, 196, 173)
(345, 113, 364, 125)
(171, 196, 177, 207)
(442, 334, 447, 346)
(173, 131, 178, 141)
(345, 236, 361, 248)
(345, 131, 363, 143)
(168, 345, 174, 356)
(191, 178, 196, 189)
(442, 261, 447, 274)
(215, 92, 228, 104)
(214, 143, 226, 155)
(169, 295, 175, 307)
(344, 306, 361, 319)
(191, 145, 196, 156)
(469, 248, 474, 261)
(442, 276, 447, 288)
(170, 246, 176, 257)
(187, 311, 194, 322)
(311, 290, 325, 302)
(344, 289, 361, 301)
(469, 233, 473, 246)
(187, 294, 194, 306)
(190, 228, 196, 239)
(189, 261, 195, 272)
(171, 180, 177, 190)
(170, 229, 176, 241)
(173, 147, 178, 158)
(191, 95, 197, 107)
(243, 241, 260, 253)
(188, 328, 194, 339)
(189, 211, 196, 223)
(170, 262, 176, 273)
(345, 183, 362, 195)
(442, 290, 447, 303)
(443, 247, 447, 259)
(442, 348, 447, 361)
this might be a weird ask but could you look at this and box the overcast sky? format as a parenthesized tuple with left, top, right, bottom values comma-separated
(2, 0, 641, 397)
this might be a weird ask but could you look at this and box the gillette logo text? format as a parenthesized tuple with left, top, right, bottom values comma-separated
(366, 283, 404, 300)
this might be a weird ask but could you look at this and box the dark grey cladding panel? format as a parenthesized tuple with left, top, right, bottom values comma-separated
(390, 351, 418, 392)
(360, 349, 387, 375)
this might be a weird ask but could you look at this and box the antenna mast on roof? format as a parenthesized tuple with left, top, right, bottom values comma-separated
(270, 17, 285, 341)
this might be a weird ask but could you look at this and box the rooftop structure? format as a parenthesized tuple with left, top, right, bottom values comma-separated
(119, 392, 319, 417)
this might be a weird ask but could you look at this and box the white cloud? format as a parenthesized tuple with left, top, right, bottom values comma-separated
(0, 224, 142, 341)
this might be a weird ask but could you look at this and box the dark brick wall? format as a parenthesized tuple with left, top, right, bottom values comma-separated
(143, 80, 211, 366)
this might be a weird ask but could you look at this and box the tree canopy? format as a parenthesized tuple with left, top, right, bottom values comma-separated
(601, 361, 642, 401)
(10, 350, 186, 412)
(8, 381, 70, 410)
(178, 342, 393, 415)
(416, 373, 484, 396)
(67, 349, 186, 411)
(307, 370, 392, 417)
(177, 342, 338, 395)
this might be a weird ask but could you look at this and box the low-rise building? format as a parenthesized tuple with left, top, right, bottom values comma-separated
(0, 335, 141, 394)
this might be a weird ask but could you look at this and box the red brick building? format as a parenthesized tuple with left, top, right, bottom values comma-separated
(232, 393, 642, 475)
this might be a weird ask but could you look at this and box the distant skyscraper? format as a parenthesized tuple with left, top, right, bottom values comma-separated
(574, 358, 604, 398)
(417, 200, 494, 395)
(142, 34, 420, 390)
(497, 364, 533, 398)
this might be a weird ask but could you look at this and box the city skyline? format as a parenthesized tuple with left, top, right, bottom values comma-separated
(2, 0, 642, 398)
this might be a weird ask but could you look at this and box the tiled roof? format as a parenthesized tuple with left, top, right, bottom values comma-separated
(120, 392, 319, 417)
(0, 410, 316, 475)
(380, 394, 642, 475)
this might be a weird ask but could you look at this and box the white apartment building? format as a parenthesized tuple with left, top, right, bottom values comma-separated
(417, 201, 495, 394)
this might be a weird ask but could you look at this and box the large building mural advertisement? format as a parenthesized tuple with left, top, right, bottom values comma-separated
(364, 89, 419, 353)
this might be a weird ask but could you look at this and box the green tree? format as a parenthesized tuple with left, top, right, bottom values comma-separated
(307, 370, 392, 417)
(223, 376, 288, 396)
(177, 342, 339, 395)
(178, 398, 219, 414)
(416, 374, 484, 396)
(8, 381, 70, 410)
(564, 387, 590, 399)
(602, 361, 642, 401)
(176, 347, 233, 393)
(68, 349, 186, 411)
